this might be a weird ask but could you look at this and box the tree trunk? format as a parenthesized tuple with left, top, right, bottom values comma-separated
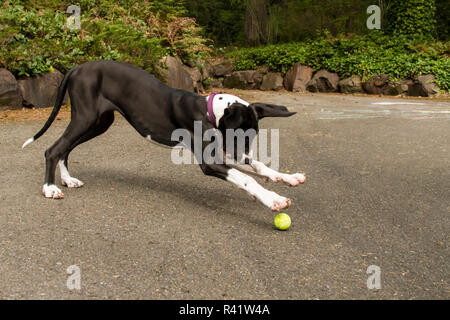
(244, 0, 269, 46)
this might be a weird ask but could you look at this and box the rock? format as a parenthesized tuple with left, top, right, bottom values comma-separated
(339, 76, 363, 94)
(203, 77, 224, 90)
(183, 58, 197, 68)
(260, 72, 284, 91)
(17, 69, 68, 108)
(257, 65, 270, 75)
(382, 79, 413, 96)
(382, 84, 401, 96)
(306, 70, 339, 92)
(283, 63, 313, 92)
(183, 65, 204, 93)
(224, 70, 263, 90)
(187, 66, 202, 83)
(202, 78, 212, 90)
(161, 56, 194, 92)
(196, 58, 213, 80)
(211, 59, 233, 77)
(0, 68, 22, 110)
(408, 75, 440, 97)
(211, 77, 224, 89)
(223, 72, 245, 89)
(362, 74, 390, 95)
(400, 79, 414, 94)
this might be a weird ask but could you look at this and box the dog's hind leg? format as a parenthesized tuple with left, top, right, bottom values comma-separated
(43, 115, 97, 199)
(59, 111, 115, 188)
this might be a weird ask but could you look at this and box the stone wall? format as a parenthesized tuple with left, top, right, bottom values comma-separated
(216, 63, 441, 98)
(0, 68, 68, 111)
(0, 58, 442, 111)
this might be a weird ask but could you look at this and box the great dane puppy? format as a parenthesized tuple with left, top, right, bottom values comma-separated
(22, 60, 305, 211)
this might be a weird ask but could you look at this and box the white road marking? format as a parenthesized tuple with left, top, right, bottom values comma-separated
(371, 102, 426, 105)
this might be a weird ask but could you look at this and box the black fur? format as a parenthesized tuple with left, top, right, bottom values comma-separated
(26, 60, 296, 188)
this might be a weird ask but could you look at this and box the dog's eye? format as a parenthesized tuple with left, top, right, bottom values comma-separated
(219, 97, 223, 100)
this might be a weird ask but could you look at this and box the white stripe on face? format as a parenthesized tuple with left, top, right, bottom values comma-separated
(211, 94, 250, 127)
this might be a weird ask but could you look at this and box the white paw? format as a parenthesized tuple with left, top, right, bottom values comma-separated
(61, 177, 84, 188)
(261, 191, 291, 211)
(267, 172, 306, 186)
(271, 194, 292, 212)
(280, 173, 306, 187)
(42, 184, 64, 199)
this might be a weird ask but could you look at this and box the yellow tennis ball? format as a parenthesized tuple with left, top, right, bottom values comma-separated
(274, 213, 291, 231)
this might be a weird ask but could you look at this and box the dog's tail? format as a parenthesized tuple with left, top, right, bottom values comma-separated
(22, 68, 74, 149)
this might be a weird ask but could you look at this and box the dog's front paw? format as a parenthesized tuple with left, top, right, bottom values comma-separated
(263, 192, 291, 211)
(271, 195, 291, 212)
(42, 184, 64, 199)
(62, 177, 84, 188)
(281, 173, 306, 187)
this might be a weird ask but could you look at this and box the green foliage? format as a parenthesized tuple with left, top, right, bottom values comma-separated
(387, 0, 437, 38)
(229, 32, 450, 90)
(185, 0, 376, 46)
(185, 0, 448, 45)
(1, 0, 447, 92)
(184, 0, 244, 46)
(0, 1, 209, 77)
(435, 0, 449, 40)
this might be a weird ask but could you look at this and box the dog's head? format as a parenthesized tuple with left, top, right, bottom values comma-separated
(217, 101, 296, 164)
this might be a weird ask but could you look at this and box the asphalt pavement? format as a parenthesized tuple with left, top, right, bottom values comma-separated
(0, 91, 448, 299)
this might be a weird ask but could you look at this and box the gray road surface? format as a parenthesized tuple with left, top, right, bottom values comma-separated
(0, 91, 449, 299)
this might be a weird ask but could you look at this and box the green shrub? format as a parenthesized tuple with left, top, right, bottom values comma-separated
(387, 0, 437, 38)
(0, 1, 210, 77)
(228, 32, 450, 91)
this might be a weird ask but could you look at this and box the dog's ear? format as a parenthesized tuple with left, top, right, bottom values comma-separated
(249, 103, 296, 120)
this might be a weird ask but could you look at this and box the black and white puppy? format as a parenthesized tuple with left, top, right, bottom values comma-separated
(22, 60, 305, 211)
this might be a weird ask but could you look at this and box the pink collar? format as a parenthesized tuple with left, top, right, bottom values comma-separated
(207, 92, 219, 127)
